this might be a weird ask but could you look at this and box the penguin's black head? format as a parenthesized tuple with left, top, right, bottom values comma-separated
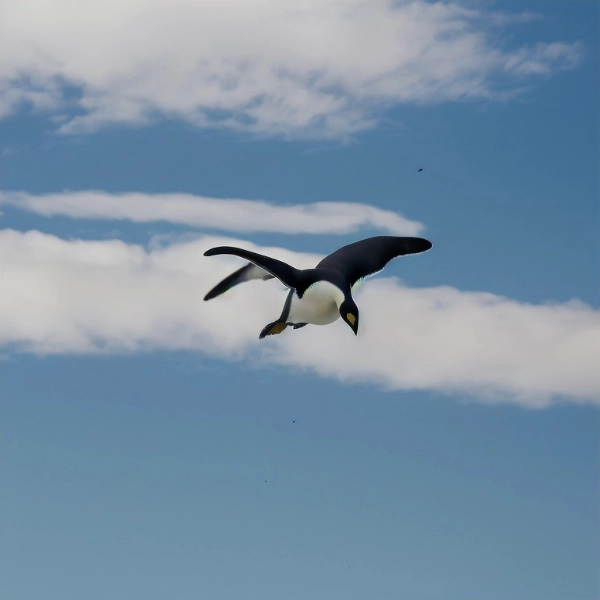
(339, 298, 359, 336)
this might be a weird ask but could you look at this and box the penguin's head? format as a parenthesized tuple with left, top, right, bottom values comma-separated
(339, 298, 359, 335)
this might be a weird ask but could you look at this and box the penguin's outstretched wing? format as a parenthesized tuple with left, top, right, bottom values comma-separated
(317, 236, 432, 287)
(203, 263, 275, 301)
(204, 246, 301, 290)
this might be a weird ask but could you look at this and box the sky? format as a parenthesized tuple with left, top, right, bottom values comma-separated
(0, 1, 598, 599)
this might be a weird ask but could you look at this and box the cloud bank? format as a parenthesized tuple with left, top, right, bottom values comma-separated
(1, 1, 582, 139)
(2, 229, 597, 408)
(0, 190, 424, 236)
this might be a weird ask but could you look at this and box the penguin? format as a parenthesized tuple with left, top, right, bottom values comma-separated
(203, 235, 432, 338)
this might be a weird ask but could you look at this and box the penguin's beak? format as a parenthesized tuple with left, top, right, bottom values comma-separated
(346, 313, 359, 335)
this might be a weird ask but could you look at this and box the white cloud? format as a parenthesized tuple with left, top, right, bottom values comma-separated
(504, 42, 582, 76)
(0, 190, 424, 236)
(0, 1, 582, 139)
(1, 229, 598, 408)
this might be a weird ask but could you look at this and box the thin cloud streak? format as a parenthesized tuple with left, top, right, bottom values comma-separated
(1, 1, 583, 139)
(1, 229, 598, 408)
(0, 190, 424, 236)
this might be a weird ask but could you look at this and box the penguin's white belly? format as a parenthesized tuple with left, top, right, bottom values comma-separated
(288, 281, 344, 326)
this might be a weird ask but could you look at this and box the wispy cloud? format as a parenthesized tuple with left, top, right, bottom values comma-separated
(0, 190, 424, 236)
(1, 1, 582, 139)
(2, 229, 597, 408)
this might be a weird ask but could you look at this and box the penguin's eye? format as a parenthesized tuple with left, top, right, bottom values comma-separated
(346, 313, 356, 325)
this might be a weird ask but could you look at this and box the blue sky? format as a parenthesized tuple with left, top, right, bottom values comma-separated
(1, 1, 598, 599)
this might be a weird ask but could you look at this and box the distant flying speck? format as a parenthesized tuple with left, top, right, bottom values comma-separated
(204, 236, 432, 338)
(417, 168, 423, 172)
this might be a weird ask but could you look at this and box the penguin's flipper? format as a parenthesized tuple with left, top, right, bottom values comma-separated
(259, 320, 289, 339)
(204, 246, 300, 290)
(316, 236, 432, 287)
(204, 263, 274, 301)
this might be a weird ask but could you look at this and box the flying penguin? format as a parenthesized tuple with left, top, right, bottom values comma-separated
(203, 236, 432, 338)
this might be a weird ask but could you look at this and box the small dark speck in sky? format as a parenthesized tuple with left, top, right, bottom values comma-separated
(417, 168, 423, 172)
